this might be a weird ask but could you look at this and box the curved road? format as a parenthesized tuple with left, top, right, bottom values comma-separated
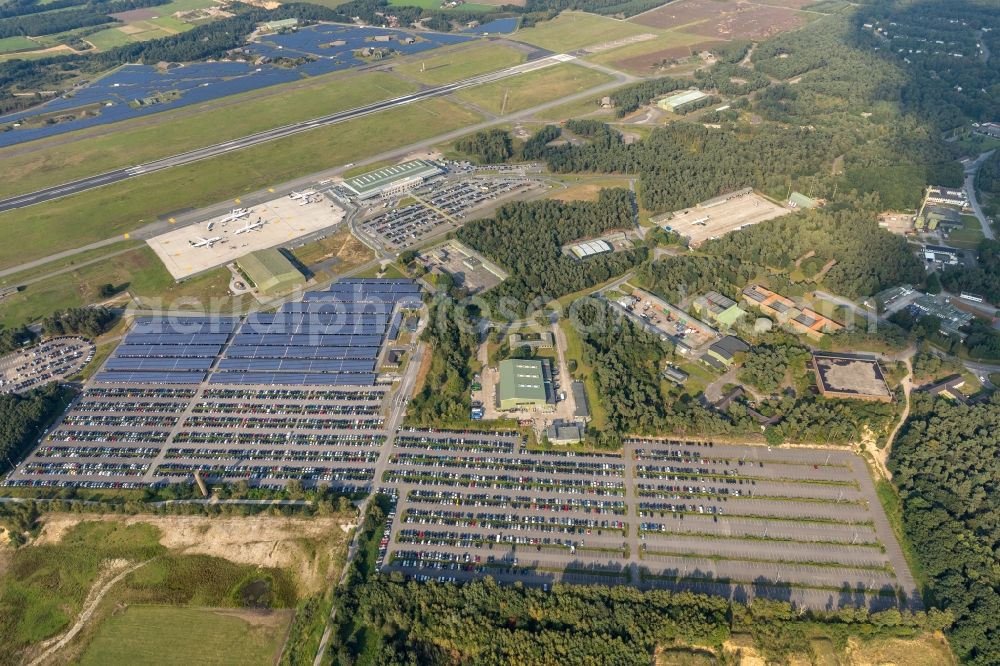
(0, 54, 578, 214)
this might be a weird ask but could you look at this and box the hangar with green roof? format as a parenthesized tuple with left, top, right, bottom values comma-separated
(237, 248, 306, 296)
(498, 359, 554, 411)
(342, 159, 444, 200)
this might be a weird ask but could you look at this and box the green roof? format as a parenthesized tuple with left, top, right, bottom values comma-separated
(498, 359, 550, 408)
(238, 248, 304, 296)
(715, 304, 747, 328)
(789, 191, 819, 209)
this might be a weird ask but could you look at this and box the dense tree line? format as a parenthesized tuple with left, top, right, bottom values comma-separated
(703, 205, 925, 298)
(693, 63, 769, 97)
(537, 121, 836, 213)
(455, 128, 513, 164)
(639, 255, 761, 304)
(738, 343, 809, 394)
(522, 0, 669, 18)
(41, 306, 117, 337)
(0, 7, 112, 38)
(0, 325, 37, 355)
(0, 383, 71, 474)
(889, 393, 1000, 665)
(457, 189, 646, 314)
(407, 298, 478, 426)
(975, 150, 1000, 195)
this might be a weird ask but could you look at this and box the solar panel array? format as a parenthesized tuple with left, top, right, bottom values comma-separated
(95, 317, 238, 385)
(214, 279, 421, 386)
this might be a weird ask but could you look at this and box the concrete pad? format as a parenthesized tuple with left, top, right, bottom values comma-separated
(148, 194, 345, 280)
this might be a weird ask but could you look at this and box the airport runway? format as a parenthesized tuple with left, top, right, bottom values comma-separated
(0, 54, 577, 214)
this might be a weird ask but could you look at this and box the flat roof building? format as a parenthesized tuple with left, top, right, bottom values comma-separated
(237, 248, 305, 296)
(545, 420, 585, 444)
(509, 331, 554, 350)
(701, 335, 749, 370)
(788, 191, 819, 209)
(926, 186, 967, 208)
(657, 89, 708, 112)
(812, 352, 891, 402)
(342, 160, 443, 200)
(498, 359, 553, 411)
(910, 294, 974, 338)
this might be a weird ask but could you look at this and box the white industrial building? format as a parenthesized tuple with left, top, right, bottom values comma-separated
(570, 239, 612, 259)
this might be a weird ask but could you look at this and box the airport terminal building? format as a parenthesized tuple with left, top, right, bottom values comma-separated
(342, 160, 444, 200)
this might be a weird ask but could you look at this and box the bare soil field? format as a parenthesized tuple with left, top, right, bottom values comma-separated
(110, 7, 162, 20)
(35, 513, 352, 593)
(632, 0, 809, 40)
(613, 40, 725, 72)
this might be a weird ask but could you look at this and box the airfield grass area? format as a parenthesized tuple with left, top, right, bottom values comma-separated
(78, 606, 292, 666)
(0, 71, 418, 201)
(0, 245, 238, 328)
(0, 36, 37, 53)
(511, 12, 659, 52)
(455, 63, 613, 116)
(0, 97, 482, 272)
(392, 41, 527, 85)
(584, 30, 710, 74)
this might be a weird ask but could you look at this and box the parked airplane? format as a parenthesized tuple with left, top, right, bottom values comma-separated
(189, 236, 222, 248)
(234, 219, 265, 235)
(288, 190, 316, 200)
(217, 208, 250, 225)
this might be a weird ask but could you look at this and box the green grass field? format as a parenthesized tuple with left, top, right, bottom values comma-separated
(0, 71, 418, 200)
(456, 63, 613, 115)
(511, 11, 658, 52)
(584, 30, 707, 73)
(85, 27, 137, 50)
(0, 36, 37, 53)
(558, 318, 608, 430)
(79, 606, 292, 666)
(393, 41, 526, 85)
(0, 97, 482, 273)
(0, 244, 237, 328)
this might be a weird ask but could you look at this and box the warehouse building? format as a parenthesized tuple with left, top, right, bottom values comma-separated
(925, 186, 967, 208)
(812, 352, 891, 403)
(692, 291, 747, 329)
(237, 248, 305, 296)
(570, 239, 613, 259)
(701, 335, 749, 370)
(342, 160, 444, 200)
(910, 294, 974, 338)
(498, 359, 553, 411)
(657, 89, 708, 112)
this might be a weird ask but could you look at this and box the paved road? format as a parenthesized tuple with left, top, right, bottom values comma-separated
(965, 149, 996, 241)
(0, 54, 582, 214)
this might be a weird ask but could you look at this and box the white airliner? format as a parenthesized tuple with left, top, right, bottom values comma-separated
(189, 236, 222, 248)
(288, 190, 316, 200)
(217, 208, 250, 225)
(234, 219, 265, 235)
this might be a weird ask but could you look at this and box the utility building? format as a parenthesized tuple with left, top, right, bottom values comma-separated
(342, 160, 443, 200)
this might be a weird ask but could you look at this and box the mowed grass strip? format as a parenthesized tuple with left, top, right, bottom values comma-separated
(78, 606, 292, 666)
(0, 97, 482, 271)
(511, 11, 659, 52)
(392, 41, 526, 85)
(455, 63, 613, 115)
(0, 71, 418, 200)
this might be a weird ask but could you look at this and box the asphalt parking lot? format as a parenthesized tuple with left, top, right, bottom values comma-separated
(378, 434, 921, 611)
(0, 336, 94, 394)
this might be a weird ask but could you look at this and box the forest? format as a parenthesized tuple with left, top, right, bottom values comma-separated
(0, 383, 71, 474)
(889, 393, 1000, 665)
(941, 239, 1000, 306)
(0, 325, 36, 355)
(456, 189, 646, 315)
(406, 298, 478, 426)
(41, 306, 117, 337)
(738, 342, 810, 394)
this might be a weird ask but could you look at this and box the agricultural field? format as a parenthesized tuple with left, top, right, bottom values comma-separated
(631, 0, 813, 40)
(455, 63, 613, 115)
(0, 36, 37, 53)
(0, 97, 483, 271)
(1, 513, 353, 665)
(512, 12, 659, 52)
(79, 607, 292, 666)
(0, 71, 418, 201)
(392, 41, 527, 85)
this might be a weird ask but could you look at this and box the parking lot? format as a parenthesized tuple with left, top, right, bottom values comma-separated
(0, 336, 94, 393)
(657, 191, 789, 248)
(377, 434, 921, 611)
(359, 177, 543, 250)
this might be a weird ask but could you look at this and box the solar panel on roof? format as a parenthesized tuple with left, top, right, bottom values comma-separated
(113, 344, 223, 358)
(387, 312, 402, 341)
(131, 321, 236, 335)
(225, 345, 379, 360)
(105, 357, 215, 371)
(124, 333, 230, 346)
(217, 358, 376, 373)
(208, 372, 376, 386)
